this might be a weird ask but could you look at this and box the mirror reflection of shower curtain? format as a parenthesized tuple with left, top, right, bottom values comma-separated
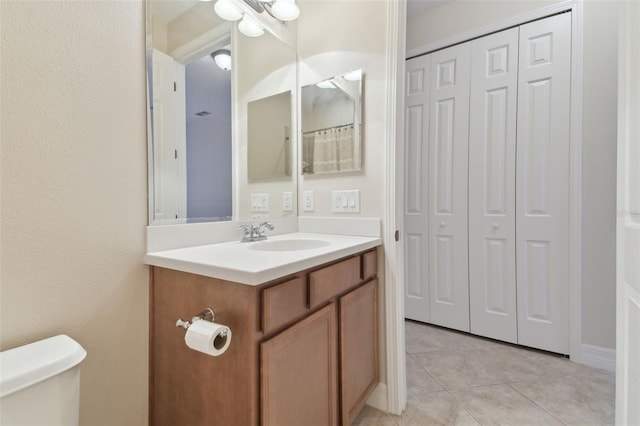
(310, 124, 354, 173)
(313, 129, 338, 173)
(337, 125, 354, 171)
(302, 134, 315, 174)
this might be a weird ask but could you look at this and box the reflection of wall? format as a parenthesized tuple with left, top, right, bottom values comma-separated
(152, 19, 168, 53)
(1, 1, 148, 425)
(298, 0, 388, 217)
(187, 115, 232, 220)
(234, 28, 297, 219)
(247, 91, 291, 181)
(302, 88, 353, 132)
(151, 2, 225, 55)
(407, 0, 618, 353)
(167, 3, 225, 52)
(185, 56, 233, 221)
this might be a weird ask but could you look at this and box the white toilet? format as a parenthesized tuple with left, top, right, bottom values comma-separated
(0, 334, 87, 426)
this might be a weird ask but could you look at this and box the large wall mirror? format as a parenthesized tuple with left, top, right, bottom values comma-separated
(301, 69, 363, 175)
(146, 0, 297, 225)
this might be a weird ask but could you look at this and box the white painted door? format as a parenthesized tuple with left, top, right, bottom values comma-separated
(515, 13, 571, 354)
(404, 54, 431, 323)
(616, 1, 640, 423)
(151, 49, 186, 224)
(428, 42, 471, 332)
(468, 28, 519, 343)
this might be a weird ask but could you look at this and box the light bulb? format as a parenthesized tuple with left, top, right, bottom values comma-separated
(238, 15, 264, 37)
(271, 0, 300, 21)
(214, 0, 242, 21)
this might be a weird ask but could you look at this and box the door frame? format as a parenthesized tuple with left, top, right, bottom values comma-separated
(385, 0, 584, 413)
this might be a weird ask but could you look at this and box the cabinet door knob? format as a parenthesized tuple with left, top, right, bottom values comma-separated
(440, 221, 446, 227)
(492, 222, 500, 229)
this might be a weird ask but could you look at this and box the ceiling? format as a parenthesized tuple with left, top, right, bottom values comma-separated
(406, 0, 450, 16)
(150, 0, 200, 23)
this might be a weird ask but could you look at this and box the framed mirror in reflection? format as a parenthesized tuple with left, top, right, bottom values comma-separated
(146, 0, 297, 226)
(301, 69, 363, 175)
(248, 91, 292, 181)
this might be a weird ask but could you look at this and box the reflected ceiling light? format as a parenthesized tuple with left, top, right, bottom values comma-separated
(213, 0, 299, 37)
(214, 0, 243, 21)
(316, 81, 336, 89)
(211, 49, 232, 71)
(238, 15, 264, 37)
(343, 69, 362, 81)
(270, 0, 300, 21)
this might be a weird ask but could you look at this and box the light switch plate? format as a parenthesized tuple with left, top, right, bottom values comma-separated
(251, 193, 269, 212)
(302, 191, 314, 212)
(282, 192, 293, 212)
(331, 190, 360, 213)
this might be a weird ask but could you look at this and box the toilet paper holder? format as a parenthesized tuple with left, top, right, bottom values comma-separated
(176, 308, 226, 337)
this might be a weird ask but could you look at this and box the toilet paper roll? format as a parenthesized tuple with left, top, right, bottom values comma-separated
(184, 320, 232, 357)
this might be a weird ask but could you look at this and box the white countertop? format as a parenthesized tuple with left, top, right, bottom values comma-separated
(143, 232, 382, 285)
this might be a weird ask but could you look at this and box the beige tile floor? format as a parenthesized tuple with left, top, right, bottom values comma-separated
(353, 320, 615, 426)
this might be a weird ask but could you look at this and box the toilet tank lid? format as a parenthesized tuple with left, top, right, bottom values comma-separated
(0, 334, 87, 398)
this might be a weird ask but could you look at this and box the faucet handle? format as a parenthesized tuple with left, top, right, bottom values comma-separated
(237, 224, 252, 234)
(259, 222, 275, 231)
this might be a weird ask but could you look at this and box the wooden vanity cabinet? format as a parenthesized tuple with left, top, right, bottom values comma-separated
(340, 279, 378, 426)
(261, 303, 338, 426)
(149, 248, 378, 426)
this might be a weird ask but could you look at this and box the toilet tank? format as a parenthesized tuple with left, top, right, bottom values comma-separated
(0, 335, 87, 426)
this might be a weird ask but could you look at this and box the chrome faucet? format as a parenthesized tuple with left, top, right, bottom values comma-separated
(238, 222, 274, 242)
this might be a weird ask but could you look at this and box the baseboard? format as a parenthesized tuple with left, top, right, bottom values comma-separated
(365, 382, 388, 412)
(580, 344, 616, 372)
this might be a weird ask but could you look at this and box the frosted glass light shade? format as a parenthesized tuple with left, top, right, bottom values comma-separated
(238, 15, 264, 37)
(271, 0, 300, 21)
(212, 50, 232, 70)
(316, 80, 336, 89)
(343, 69, 362, 81)
(214, 0, 242, 21)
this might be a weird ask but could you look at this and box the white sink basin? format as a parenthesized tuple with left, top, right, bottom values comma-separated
(248, 239, 331, 252)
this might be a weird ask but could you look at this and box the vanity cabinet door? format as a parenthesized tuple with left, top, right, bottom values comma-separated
(261, 303, 338, 426)
(340, 280, 378, 426)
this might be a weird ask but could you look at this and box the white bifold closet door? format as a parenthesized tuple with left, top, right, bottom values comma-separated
(428, 42, 471, 332)
(468, 28, 519, 343)
(403, 13, 571, 354)
(515, 13, 571, 354)
(404, 54, 431, 324)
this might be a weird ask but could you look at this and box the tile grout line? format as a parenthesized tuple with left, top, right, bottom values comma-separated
(506, 382, 568, 425)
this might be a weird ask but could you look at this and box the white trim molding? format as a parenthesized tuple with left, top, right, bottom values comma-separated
(581, 344, 616, 373)
(382, 0, 408, 416)
(366, 383, 389, 412)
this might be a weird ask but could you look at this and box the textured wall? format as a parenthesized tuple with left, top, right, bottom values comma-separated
(1, 1, 149, 424)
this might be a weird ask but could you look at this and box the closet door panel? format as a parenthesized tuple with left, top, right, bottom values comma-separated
(468, 28, 519, 343)
(516, 13, 571, 354)
(428, 42, 471, 332)
(404, 55, 431, 323)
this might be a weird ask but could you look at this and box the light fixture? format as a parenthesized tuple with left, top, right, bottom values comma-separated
(316, 80, 336, 89)
(211, 49, 232, 71)
(270, 0, 300, 21)
(238, 15, 264, 37)
(214, 0, 243, 21)
(212, 0, 299, 38)
(343, 69, 362, 81)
